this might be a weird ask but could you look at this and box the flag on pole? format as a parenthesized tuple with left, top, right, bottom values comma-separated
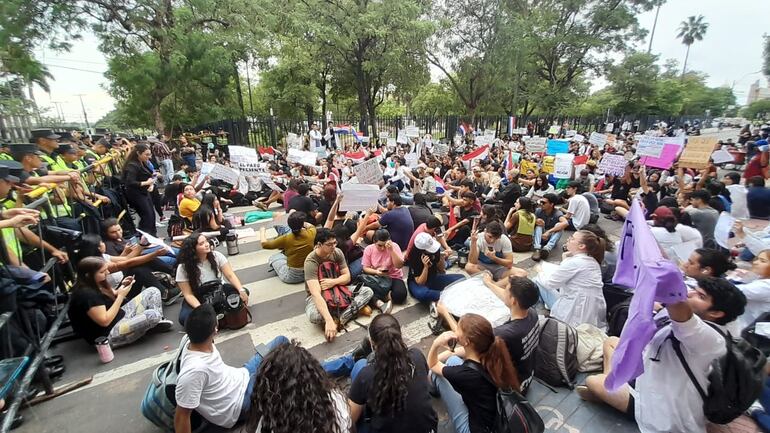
(508, 116, 516, 135)
(502, 150, 514, 172)
(461, 144, 490, 168)
(434, 175, 447, 195)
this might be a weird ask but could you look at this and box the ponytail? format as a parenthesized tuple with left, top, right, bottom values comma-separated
(576, 230, 605, 264)
(481, 336, 521, 392)
(369, 314, 412, 416)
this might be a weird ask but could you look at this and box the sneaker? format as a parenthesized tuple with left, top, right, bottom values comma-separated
(429, 301, 438, 318)
(339, 296, 369, 325)
(379, 300, 393, 315)
(540, 248, 550, 260)
(151, 319, 174, 333)
(351, 337, 373, 361)
(531, 249, 542, 262)
(428, 315, 445, 335)
(161, 286, 182, 306)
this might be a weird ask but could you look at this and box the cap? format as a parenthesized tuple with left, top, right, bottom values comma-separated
(651, 206, 674, 219)
(56, 131, 74, 141)
(756, 139, 768, 146)
(414, 232, 440, 254)
(30, 129, 60, 141)
(94, 138, 111, 148)
(0, 165, 20, 183)
(8, 143, 39, 158)
(58, 143, 77, 154)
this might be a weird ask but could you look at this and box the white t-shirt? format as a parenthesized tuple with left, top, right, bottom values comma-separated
(476, 234, 513, 254)
(176, 250, 228, 285)
(253, 390, 351, 433)
(726, 184, 749, 220)
(566, 194, 590, 229)
(735, 278, 770, 331)
(102, 254, 124, 289)
(176, 345, 250, 428)
(632, 314, 726, 433)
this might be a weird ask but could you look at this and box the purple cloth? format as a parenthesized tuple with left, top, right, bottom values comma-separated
(604, 199, 688, 391)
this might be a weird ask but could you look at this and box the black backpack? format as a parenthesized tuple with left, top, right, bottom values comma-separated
(166, 214, 188, 239)
(467, 362, 544, 433)
(606, 300, 631, 338)
(534, 317, 578, 388)
(670, 322, 766, 425)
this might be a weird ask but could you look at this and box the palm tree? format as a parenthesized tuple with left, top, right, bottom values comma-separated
(677, 15, 709, 77)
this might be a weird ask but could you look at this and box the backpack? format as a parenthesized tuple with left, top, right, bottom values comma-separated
(606, 299, 631, 338)
(166, 214, 187, 239)
(317, 261, 353, 318)
(140, 336, 209, 432)
(534, 317, 578, 388)
(467, 362, 545, 433)
(741, 312, 770, 357)
(670, 322, 766, 425)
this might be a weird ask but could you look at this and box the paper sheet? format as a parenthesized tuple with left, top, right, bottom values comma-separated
(340, 183, 380, 212)
(352, 158, 384, 185)
(714, 212, 735, 249)
(439, 274, 510, 328)
(711, 149, 735, 164)
(137, 230, 173, 253)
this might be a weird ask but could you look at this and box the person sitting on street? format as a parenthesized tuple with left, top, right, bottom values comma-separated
(361, 229, 407, 313)
(464, 221, 514, 283)
(531, 193, 567, 261)
(407, 232, 465, 305)
(260, 211, 315, 284)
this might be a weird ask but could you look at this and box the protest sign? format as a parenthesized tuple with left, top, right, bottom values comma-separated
(548, 125, 560, 135)
(565, 129, 577, 138)
(512, 128, 527, 135)
(640, 144, 682, 170)
(257, 173, 283, 192)
(137, 230, 173, 253)
(598, 154, 628, 176)
(678, 136, 718, 169)
(636, 136, 667, 158)
(387, 138, 397, 148)
(405, 126, 419, 137)
(396, 129, 407, 144)
(475, 135, 492, 146)
(553, 154, 574, 179)
(287, 148, 318, 166)
(434, 142, 449, 157)
(209, 164, 240, 186)
(197, 162, 214, 187)
(711, 149, 734, 164)
(286, 133, 302, 149)
(352, 158, 384, 185)
(340, 183, 380, 212)
(573, 134, 585, 143)
(511, 152, 522, 164)
(589, 132, 608, 147)
(235, 155, 266, 175)
(523, 137, 546, 153)
(228, 145, 258, 163)
(546, 139, 570, 155)
(405, 153, 419, 168)
(541, 156, 555, 174)
(379, 131, 389, 140)
(605, 123, 614, 133)
(439, 274, 510, 328)
(520, 159, 538, 175)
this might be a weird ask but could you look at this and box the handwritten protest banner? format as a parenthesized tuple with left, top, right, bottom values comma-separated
(678, 136, 718, 169)
(553, 154, 574, 179)
(379, 132, 389, 140)
(405, 126, 419, 137)
(257, 173, 283, 192)
(523, 137, 546, 153)
(636, 136, 667, 158)
(387, 138, 397, 148)
(566, 130, 577, 138)
(235, 155, 266, 175)
(640, 144, 683, 170)
(589, 132, 608, 147)
(396, 130, 407, 144)
(541, 156, 555, 174)
(340, 183, 380, 212)
(520, 159, 538, 175)
(598, 154, 628, 176)
(573, 134, 585, 143)
(286, 133, 302, 149)
(228, 145, 258, 164)
(209, 163, 240, 186)
(475, 135, 493, 146)
(434, 142, 449, 157)
(512, 128, 527, 135)
(287, 148, 318, 166)
(711, 149, 734, 164)
(548, 125, 560, 135)
(546, 139, 570, 155)
(352, 158, 384, 185)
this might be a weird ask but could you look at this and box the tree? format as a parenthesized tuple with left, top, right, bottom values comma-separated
(742, 99, 770, 120)
(606, 52, 660, 114)
(411, 82, 461, 117)
(763, 34, 770, 78)
(676, 15, 708, 77)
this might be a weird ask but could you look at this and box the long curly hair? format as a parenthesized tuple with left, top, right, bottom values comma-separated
(176, 233, 219, 295)
(460, 313, 520, 392)
(244, 341, 342, 433)
(369, 314, 412, 416)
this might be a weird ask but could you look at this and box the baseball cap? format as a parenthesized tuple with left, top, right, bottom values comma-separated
(29, 129, 60, 141)
(651, 206, 674, 219)
(414, 232, 440, 253)
(0, 164, 20, 183)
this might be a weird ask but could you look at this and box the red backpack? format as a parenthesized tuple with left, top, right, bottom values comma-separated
(317, 261, 353, 317)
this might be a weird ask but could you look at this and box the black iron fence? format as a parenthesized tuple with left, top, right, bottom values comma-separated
(193, 114, 713, 149)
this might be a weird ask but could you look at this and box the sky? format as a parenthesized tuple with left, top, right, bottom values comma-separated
(31, 0, 770, 124)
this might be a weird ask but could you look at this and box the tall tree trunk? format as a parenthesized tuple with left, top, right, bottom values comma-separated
(367, 100, 377, 138)
(681, 44, 691, 78)
(320, 78, 328, 127)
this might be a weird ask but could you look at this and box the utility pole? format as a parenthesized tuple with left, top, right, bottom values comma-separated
(647, 1, 662, 54)
(51, 102, 64, 123)
(76, 94, 90, 129)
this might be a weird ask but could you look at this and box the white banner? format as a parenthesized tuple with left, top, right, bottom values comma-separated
(353, 158, 384, 185)
(636, 136, 667, 158)
(589, 132, 608, 147)
(209, 163, 240, 186)
(340, 183, 380, 212)
(396, 129, 408, 144)
(405, 125, 419, 137)
(523, 137, 546, 153)
(228, 145, 257, 164)
(287, 148, 318, 166)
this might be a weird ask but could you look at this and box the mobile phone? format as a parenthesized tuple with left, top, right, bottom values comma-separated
(487, 246, 494, 252)
(448, 337, 458, 352)
(380, 269, 388, 273)
(139, 236, 150, 247)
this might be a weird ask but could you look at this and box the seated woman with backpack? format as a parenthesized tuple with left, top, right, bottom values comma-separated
(428, 313, 520, 433)
(260, 211, 315, 284)
(360, 229, 407, 314)
(192, 193, 231, 235)
(176, 232, 248, 325)
(407, 233, 465, 305)
(68, 257, 173, 348)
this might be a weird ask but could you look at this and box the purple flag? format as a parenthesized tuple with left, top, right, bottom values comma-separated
(605, 199, 688, 391)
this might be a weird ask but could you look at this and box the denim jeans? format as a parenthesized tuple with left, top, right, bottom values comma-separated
(240, 335, 290, 416)
(535, 280, 560, 309)
(533, 226, 562, 251)
(408, 273, 465, 303)
(432, 355, 471, 433)
(322, 354, 368, 379)
(348, 257, 363, 280)
(274, 224, 291, 236)
(268, 252, 305, 284)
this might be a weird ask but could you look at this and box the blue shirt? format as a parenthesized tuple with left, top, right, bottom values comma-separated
(748, 187, 770, 219)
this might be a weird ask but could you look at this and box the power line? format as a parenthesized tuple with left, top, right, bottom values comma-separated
(35, 56, 107, 66)
(43, 64, 106, 74)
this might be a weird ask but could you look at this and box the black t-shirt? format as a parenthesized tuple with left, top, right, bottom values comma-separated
(104, 239, 126, 256)
(443, 360, 497, 433)
(407, 248, 441, 281)
(68, 288, 125, 344)
(349, 348, 438, 433)
(288, 195, 315, 215)
(458, 206, 479, 224)
(408, 205, 433, 229)
(494, 308, 539, 392)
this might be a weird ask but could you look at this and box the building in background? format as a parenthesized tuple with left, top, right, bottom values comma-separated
(747, 77, 770, 105)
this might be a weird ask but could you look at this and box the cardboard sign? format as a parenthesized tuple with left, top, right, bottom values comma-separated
(541, 156, 554, 174)
(523, 137, 546, 153)
(598, 154, 628, 176)
(405, 126, 419, 137)
(546, 139, 570, 155)
(679, 136, 719, 169)
(209, 164, 240, 186)
(553, 154, 574, 179)
(589, 132, 608, 147)
(287, 148, 318, 166)
(636, 136, 667, 158)
(340, 183, 380, 212)
(548, 125, 560, 135)
(352, 158, 384, 185)
(520, 159, 538, 175)
(396, 129, 407, 144)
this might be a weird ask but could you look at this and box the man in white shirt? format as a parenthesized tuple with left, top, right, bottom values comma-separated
(555, 182, 590, 231)
(309, 123, 323, 150)
(721, 172, 749, 220)
(577, 277, 747, 433)
(175, 305, 288, 433)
